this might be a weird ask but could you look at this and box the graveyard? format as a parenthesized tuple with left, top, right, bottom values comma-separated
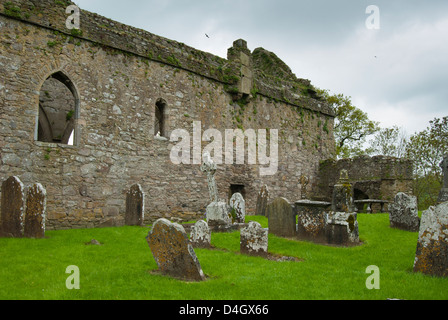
(1, 214, 447, 300)
(1, 0, 447, 302)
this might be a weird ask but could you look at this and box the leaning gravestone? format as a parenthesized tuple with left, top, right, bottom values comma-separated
(255, 185, 269, 216)
(0, 176, 25, 238)
(125, 184, 144, 226)
(388, 192, 420, 232)
(24, 183, 47, 239)
(240, 221, 268, 257)
(230, 192, 245, 223)
(413, 201, 448, 277)
(190, 220, 211, 248)
(146, 218, 206, 281)
(267, 197, 296, 238)
(437, 154, 448, 204)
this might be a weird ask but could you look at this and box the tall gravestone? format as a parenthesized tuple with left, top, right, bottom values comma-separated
(230, 192, 245, 223)
(413, 201, 448, 277)
(24, 183, 47, 239)
(389, 192, 420, 232)
(267, 197, 296, 238)
(0, 176, 25, 238)
(125, 184, 144, 226)
(146, 218, 206, 281)
(255, 185, 269, 216)
(326, 170, 359, 245)
(201, 152, 231, 226)
(437, 154, 448, 204)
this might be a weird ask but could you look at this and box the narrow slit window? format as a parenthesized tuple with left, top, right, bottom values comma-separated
(154, 98, 167, 138)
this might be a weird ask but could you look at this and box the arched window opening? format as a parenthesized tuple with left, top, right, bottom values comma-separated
(37, 72, 78, 145)
(154, 98, 167, 138)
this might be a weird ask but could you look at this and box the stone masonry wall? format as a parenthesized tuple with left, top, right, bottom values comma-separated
(315, 156, 414, 209)
(0, 0, 336, 230)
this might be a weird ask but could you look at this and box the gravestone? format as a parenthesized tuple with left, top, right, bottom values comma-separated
(146, 218, 206, 281)
(206, 201, 232, 227)
(388, 192, 420, 232)
(437, 154, 448, 204)
(125, 184, 144, 226)
(230, 192, 245, 223)
(190, 220, 211, 248)
(0, 176, 25, 238)
(201, 151, 232, 227)
(325, 211, 359, 245)
(24, 183, 47, 239)
(255, 185, 269, 216)
(240, 221, 268, 257)
(267, 197, 296, 238)
(295, 200, 331, 243)
(331, 170, 356, 213)
(413, 201, 448, 277)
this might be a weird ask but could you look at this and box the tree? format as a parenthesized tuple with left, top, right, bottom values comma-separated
(318, 89, 380, 158)
(405, 116, 448, 209)
(369, 126, 408, 158)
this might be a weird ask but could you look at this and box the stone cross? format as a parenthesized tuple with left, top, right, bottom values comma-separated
(441, 154, 448, 189)
(200, 151, 218, 203)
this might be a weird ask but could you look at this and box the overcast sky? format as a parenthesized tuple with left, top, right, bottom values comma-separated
(74, 0, 447, 136)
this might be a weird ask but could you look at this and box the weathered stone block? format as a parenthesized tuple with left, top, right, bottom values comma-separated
(413, 202, 448, 277)
(190, 220, 211, 248)
(125, 184, 144, 226)
(0, 176, 25, 238)
(24, 183, 46, 239)
(206, 201, 232, 226)
(267, 197, 296, 238)
(146, 218, 206, 281)
(255, 185, 269, 216)
(230, 192, 245, 223)
(389, 192, 420, 232)
(240, 221, 268, 257)
(325, 211, 359, 245)
(295, 200, 331, 243)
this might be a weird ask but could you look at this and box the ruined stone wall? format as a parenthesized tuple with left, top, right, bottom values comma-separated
(316, 156, 414, 209)
(0, 0, 335, 230)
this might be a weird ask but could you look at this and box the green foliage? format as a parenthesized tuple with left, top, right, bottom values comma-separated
(318, 89, 379, 159)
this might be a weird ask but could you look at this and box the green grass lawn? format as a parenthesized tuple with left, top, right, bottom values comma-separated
(0, 214, 447, 300)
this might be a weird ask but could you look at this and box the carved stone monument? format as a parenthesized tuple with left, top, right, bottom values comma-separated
(240, 221, 268, 257)
(24, 183, 47, 239)
(437, 154, 448, 204)
(146, 218, 206, 281)
(255, 185, 269, 216)
(267, 197, 296, 238)
(389, 192, 420, 232)
(125, 184, 144, 226)
(190, 220, 211, 248)
(229, 192, 245, 223)
(0, 176, 25, 238)
(414, 201, 448, 277)
(201, 152, 231, 226)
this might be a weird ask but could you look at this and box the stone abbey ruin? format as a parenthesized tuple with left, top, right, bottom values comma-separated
(0, 0, 414, 231)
